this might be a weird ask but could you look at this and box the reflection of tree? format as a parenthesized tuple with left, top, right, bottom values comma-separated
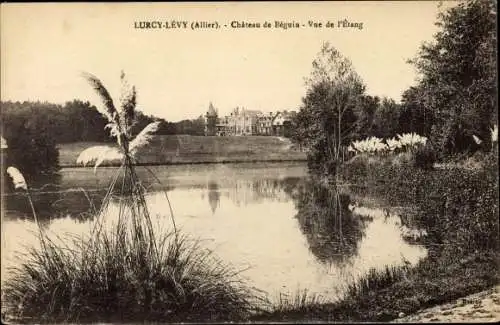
(4, 172, 106, 222)
(291, 179, 368, 265)
(207, 181, 220, 214)
(226, 177, 302, 206)
(4, 173, 61, 220)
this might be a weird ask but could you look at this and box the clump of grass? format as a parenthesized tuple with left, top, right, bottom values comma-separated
(2, 72, 260, 323)
(251, 289, 329, 322)
(2, 225, 259, 323)
(344, 264, 411, 299)
(272, 289, 325, 313)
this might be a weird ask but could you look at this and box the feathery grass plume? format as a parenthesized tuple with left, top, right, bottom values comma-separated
(6, 166, 27, 190)
(76, 145, 124, 172)
(80, 72, 161, 248)
(129, 121, 161, 156)
(386, 137, 402, 152)
(82, 72, 119, 124)
(491, 124, 498, 143)
(472, 135, 482, 145)
(351, 137, 387, 154)
(1, 135, 8, 149)
(349, 133, 428, 156)
(397, 133, 427, 148)
(105, 122, 121, 139)
(119, 70, 137, 133)
(5, 166, 44, 235)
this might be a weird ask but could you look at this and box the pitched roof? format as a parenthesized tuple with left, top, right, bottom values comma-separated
(207, 102, 217, 116)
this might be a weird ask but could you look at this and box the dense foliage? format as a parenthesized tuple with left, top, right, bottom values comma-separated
(2, 100, 112, 144)
(406, 0, 497, 156)
(1, 102, 60, 181)
(341, 153, 498, 253)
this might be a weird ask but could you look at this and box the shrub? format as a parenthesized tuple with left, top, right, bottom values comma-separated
(2, 123, 59, 184)
(412, 145, 436, 170)
(341, 154, 369, 181)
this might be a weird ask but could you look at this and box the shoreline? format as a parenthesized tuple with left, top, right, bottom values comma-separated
(58, 157, 308, 168)
(393, 284, 500, 323)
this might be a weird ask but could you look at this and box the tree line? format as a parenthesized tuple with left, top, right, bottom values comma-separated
(1, 100, 207, 143)
(1, 99, 206, 180)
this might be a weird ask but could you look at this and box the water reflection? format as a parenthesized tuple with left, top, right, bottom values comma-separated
(2, 163, 427, 302)
(207, 181, 220, 214)
(3, 172, 106, 222)
(3, 166, 303, 221)
(291, 181, 368, 265)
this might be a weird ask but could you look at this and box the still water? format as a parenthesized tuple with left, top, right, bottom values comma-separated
(2, 162, 427, 302)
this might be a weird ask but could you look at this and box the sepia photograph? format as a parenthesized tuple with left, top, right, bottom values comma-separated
(1, 1, 498, 323)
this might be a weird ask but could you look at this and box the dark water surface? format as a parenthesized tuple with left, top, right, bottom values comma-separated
(2, 162, 427, 302)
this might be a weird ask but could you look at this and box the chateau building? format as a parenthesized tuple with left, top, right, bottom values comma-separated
(204, 103, 295, 136)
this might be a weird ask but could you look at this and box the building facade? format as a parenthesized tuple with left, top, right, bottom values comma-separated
(256, 112, 275, 135)
(204, 103, 295, 136)
(272, 110, 296, 137)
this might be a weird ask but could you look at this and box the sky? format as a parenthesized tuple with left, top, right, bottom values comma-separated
(1, 1, 456, 122)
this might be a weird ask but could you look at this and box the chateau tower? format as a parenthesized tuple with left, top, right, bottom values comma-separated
(205, 102, 218, 136)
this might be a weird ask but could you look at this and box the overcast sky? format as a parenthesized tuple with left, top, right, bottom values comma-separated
(1, 2, 455, 122)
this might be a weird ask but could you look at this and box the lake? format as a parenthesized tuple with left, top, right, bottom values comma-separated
(1, 162, 427, 303)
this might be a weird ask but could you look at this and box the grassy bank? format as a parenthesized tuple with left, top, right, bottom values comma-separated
(58, 135, 307, 167)
(252, 153, 499, 322)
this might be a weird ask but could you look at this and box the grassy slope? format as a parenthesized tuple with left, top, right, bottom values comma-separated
(58, 135, 306, 166)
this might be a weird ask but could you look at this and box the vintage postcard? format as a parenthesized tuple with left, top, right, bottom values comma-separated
(1, 1, 498, 323)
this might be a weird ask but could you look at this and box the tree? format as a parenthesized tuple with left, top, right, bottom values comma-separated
(399, 86, 434, 137)
(372, 97, 403, 138)
(1, 100, 114, 144)
(1, 102, 60, 182)
(294, 42, 365, 175)
(352, 95, 380, 140)
(65, 100, 112, 142)
(408, 0, 497, 155)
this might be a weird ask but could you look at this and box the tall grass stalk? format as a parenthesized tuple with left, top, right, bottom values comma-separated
(272, 289, 325, 313)
(344, 265, 411, 299)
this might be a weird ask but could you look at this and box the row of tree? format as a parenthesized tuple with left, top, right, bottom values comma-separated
(1, 99, 207, 179)
(290, 0, 497, 174)
(1, 100, 207, 143)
